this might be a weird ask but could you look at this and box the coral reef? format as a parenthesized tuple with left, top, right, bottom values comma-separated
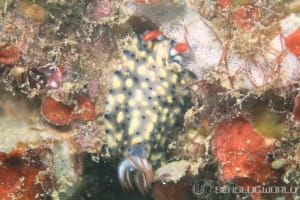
(212, 117, 280, 186)
(0, 149, 53, 200)
(0, 0, 299, 199)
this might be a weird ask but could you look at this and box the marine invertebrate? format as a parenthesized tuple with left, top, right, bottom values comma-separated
(170, 43, 189, 56)
(145, 1, 297, 91)
(0, 43, 20, 64)
(285, 27, 300, 58)
(234, 3, 260, 30)
(0, 89, 88, 197)
(9, 65, 26, 86)
(212, 117, 281, 187)
(104, 30, 193, 193)
(41, 96, 73, 125)
(37, 63, 64, 90)
(41, 95, 96, 126)
(0, 149, 53, 200)
(142, 30, 162, 41)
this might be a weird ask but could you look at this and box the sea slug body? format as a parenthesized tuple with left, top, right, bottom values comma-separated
(104, 31, 194, 193)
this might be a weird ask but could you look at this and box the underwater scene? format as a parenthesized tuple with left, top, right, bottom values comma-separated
(0, 0, 300, 200)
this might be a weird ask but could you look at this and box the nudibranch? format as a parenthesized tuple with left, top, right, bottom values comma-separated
(104, 30, 194, 193)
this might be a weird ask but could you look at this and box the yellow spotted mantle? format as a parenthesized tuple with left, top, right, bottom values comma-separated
(104, 34, 193, 164)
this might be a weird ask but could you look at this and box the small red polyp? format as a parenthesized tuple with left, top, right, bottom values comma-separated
(41, 96, 96, 126)
(0, 43, 19, 64)
(41, 96, 73, 125)
(285, 28, 300, 58)
(234, 4, 260, 30)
